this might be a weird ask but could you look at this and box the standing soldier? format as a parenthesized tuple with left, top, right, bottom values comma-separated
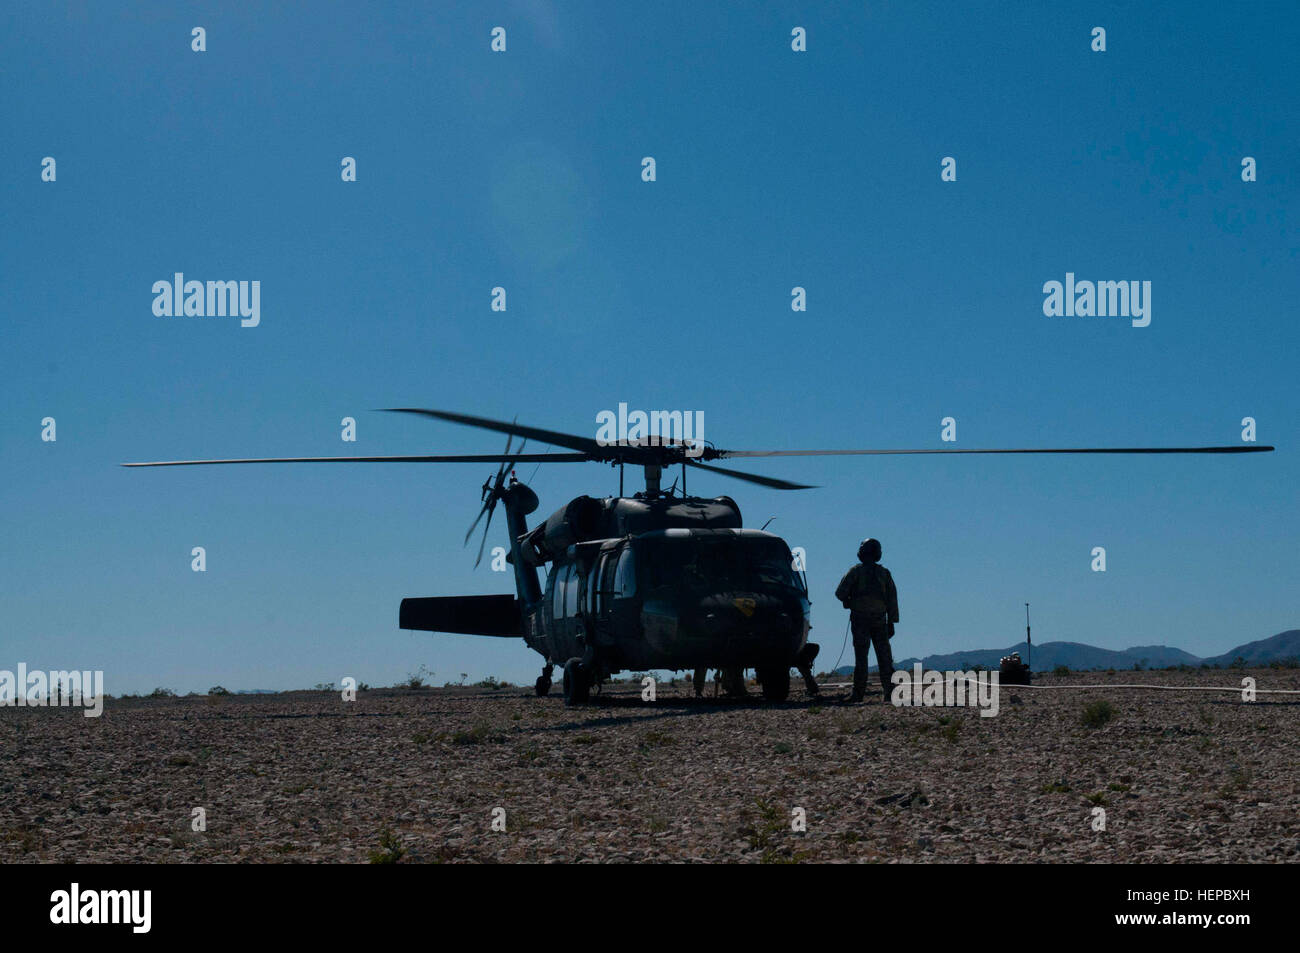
(835, 538, 898, 703)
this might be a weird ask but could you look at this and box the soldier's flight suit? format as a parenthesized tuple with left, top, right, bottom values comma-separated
(835, 561, 898, 700)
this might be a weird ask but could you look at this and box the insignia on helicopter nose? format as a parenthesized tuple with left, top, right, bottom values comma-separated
(733, 597, 756, 617)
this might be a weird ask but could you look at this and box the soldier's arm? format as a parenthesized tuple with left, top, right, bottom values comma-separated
(885, 570, 899, 623)
(834, 567, 855, 605)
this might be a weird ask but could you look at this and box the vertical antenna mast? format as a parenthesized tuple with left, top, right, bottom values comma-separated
(1025, 602, 1032, 669)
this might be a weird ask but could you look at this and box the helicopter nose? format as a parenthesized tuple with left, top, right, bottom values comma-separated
(688, 594, 802, 667)
(696, 593, 799, 641)
(643, 593, 804, 665)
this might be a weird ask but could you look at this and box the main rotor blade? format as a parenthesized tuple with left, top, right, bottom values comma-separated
(384, 408, 610, 457)
(717, 445, 1275, 458)
(122, 452, 590, 467)
(685, 459, 816, 490)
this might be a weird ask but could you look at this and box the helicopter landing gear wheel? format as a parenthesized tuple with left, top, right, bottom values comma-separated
(562, 658, 591, 706)
(757, 666, 790, 702)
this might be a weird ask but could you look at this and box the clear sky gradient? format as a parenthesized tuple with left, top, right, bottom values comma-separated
(2, 1, 1296, 693)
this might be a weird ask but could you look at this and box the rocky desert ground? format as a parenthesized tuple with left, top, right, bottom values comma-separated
(2, 668, 1297, 863)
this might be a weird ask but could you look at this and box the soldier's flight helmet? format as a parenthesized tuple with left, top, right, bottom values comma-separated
(858, 538, 882, 563)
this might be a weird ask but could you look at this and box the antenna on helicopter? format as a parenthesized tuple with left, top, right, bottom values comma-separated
(1025, 602, 1032, 670)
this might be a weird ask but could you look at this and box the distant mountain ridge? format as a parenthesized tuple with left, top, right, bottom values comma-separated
(1200, 629, 1300, 667)
(832, 629, 1300, 674)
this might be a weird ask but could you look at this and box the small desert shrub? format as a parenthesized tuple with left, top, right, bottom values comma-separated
(368, 828, 406, 864)
(402, 665, 433, 689)
(740, 798, 785, 854)
(1081, 699, 1115, 729)
(451, 722, 505, 745)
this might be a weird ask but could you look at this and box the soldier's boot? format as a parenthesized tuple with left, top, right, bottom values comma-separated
(795, 643, 820, 698)
(846, 667, 867, 703)
(800, 666, 820, 697)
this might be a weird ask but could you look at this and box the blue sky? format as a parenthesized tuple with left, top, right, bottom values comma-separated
(2, 1, 1296, 693)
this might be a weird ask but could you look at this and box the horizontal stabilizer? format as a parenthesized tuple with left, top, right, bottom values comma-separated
(399, 594, 522, 637)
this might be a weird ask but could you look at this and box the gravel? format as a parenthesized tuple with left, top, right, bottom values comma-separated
(1, 668, 1296, 863)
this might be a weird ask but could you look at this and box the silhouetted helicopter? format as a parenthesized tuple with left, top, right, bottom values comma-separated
(124, 409, 1273, 705)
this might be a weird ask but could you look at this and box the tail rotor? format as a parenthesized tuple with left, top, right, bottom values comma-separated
(465, 432, 526, 568)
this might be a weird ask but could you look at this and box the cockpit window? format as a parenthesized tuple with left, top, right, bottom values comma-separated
(613, 548, 637, 598)
(566, 569, 581, 617)
(552, 564, 569, 617)
(639, 535, 801, 592)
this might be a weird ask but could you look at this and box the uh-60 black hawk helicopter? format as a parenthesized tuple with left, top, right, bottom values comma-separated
(125, 408, 1273, 705)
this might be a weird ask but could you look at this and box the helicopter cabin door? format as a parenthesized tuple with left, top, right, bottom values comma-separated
(589, 552, 618, 648)
(549, 562, 587, 661)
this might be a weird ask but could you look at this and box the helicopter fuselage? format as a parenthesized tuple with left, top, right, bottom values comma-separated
(533, 526, 811, 675)
(400, 486, 814, 701)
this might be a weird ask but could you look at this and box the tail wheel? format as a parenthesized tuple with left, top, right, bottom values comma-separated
(562, 658, 591, 706)
(757, 666, 790, 702)
(535, 675, 552, 697)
